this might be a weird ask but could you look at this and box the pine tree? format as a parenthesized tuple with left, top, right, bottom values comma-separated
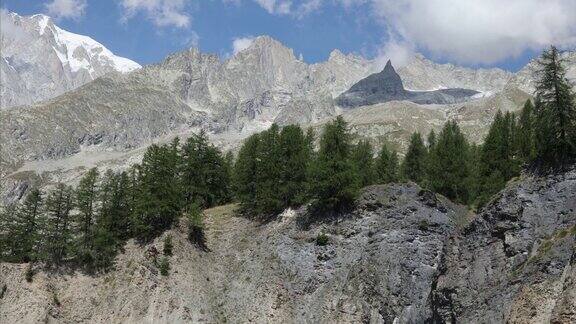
(4, 189, 44, 262)
(278, 125, 310, 207)
(476, 111, 520, 206)
(17, 189, 44, 262)
(181, 132, 230, 209)
(402, 132, 427, 184)
(427, 121, 471, 204)
(427, 130, 437, 150)
(254, 124, 283, 215)
(89, 170, 134, 269)
(223, 151, 235, 202)
(43, 183, 74, 266)
(375, 145, 399, 184)
(132, 144, 181, 240)
(233, 133, 260, 214)
(352, 140, 375, 188)
(75, 168, 99, 264)
(309, 116, 359, 212)
(516, 100, 536, 163)
(534, 46, 576, 166)
(0, 203, 19, 261)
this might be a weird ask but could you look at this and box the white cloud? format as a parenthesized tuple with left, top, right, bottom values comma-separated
(184, 31, 200, 48)
(370, 0, 576, 65)
(244, 0, 576, 65)
(253, 0, 293, 15)
(45, 0, 87, 20)
(120, 0, 190, 28)
(252, 0, 326, 17)
(232, 36, 256, 55)
(374, 37, 414, 69)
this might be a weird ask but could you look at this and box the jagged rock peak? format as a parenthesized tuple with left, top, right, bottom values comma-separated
(336, 59, 479, 107)
(233, 35, 298, 61)
(359, 59, 405, 93)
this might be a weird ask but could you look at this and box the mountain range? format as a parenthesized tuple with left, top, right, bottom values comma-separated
(1, 11, 576, 203)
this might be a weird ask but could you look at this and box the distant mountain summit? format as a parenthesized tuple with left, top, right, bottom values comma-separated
(0, 11, 140, 109)
(336, 60, 479, 108)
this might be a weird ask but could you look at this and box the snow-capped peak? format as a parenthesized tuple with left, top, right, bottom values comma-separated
(1, 11, 142, 108)
(51, 24, 141, 73)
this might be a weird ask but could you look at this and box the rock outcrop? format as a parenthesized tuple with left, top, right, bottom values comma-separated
(432, 168, 576, 323)
(335, 60, 479, 108)
(1, 168, 574, 323)
(0, 184, 467, 323)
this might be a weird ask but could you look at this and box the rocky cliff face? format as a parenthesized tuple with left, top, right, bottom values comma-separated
(0, 11, 140, 109)
(399, 53, 513, 93)
(433, 168, 576, 323)
(1, 168, 574, 323)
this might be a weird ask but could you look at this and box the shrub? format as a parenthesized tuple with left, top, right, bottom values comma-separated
(25, 263, 34, 283)
(0, 284, 6, 299)
(52, 291, 61, 306)
(158, 257, 170, 276)
(163, 235, 173, 256)
(316, 232, 329, 246)
(418, 220, 429, 231)
(186, 204, 208, 251)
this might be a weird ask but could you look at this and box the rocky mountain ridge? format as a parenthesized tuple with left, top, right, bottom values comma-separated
(1, 167, 574, 323)
(0, 11, 140, 109)
(1, 20, 575, 204)
(336, 60, 479, 108)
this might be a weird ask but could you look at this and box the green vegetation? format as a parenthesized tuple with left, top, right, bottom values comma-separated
(163, 235, 173, 256)
(401, 132, 427, 185)
(534, 46, 576, 167)
(309, 116, 360, 212)
(0, 134, 231, 270)
(315, 232, 329, 246)
(158, 257, 170, 276)
(25, 263, 34, 283)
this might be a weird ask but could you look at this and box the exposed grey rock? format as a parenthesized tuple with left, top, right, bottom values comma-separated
(336, 60, 479, 108)
(398, 53, 513, 93)
(0, 183, 467, 323)
(432, 168, 576, 323)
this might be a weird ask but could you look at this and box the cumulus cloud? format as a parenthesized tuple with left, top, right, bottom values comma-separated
(370, 0, 576, 65)
(45, 0, 87, 20)
(232, 36, 256, 55)
(120, 0, 190, 28)
(374, 37, 414, 69)
(245, 0, 576, 65)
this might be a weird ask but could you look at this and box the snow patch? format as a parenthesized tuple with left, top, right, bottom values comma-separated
(33, 14, 51, 35)
(404, 85, 447, 91)
(51, 25, 141, 74)
(471, 91, 495, 99)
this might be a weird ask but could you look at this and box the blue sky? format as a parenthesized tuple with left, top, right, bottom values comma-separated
(3, 0, 576, 72)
